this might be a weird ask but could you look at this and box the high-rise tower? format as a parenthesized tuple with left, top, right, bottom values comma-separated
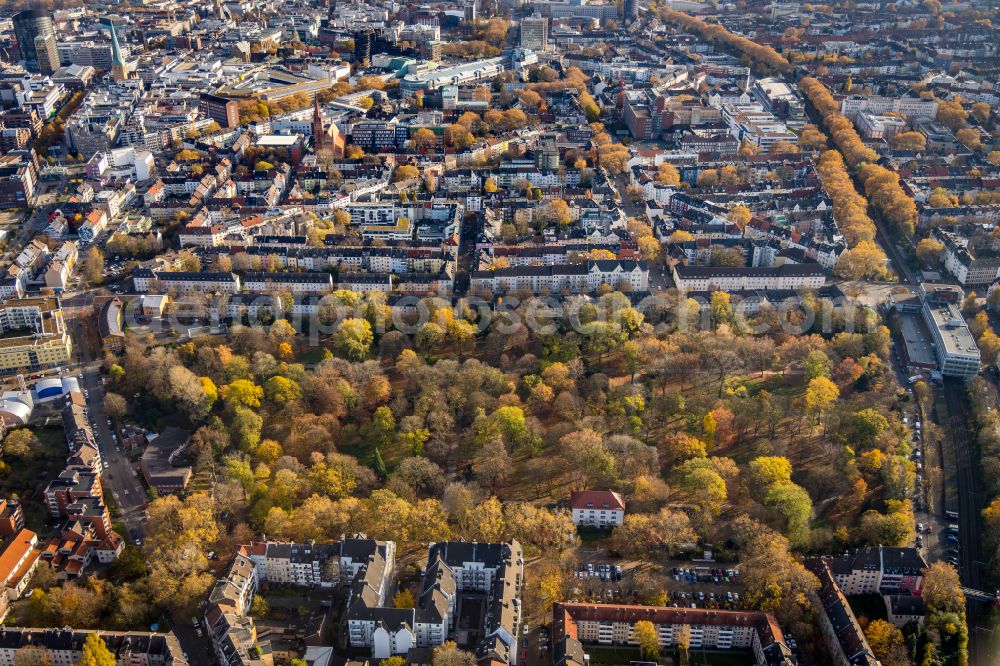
(13, 9, 60, 73)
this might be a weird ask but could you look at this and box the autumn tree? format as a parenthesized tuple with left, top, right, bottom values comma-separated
(864, 620, 909, 666)
(410, 128, 437, 150)
(611, 509, 696, 559)
(3, 428, 39, 460)
(923, 561, 965, 615)
(83, 247, 104, 286)
(394, 165, 419, 182)
(916, 238, 945, 264)
(433, 642, 477, 666)
(889, 131, 926, 151)
(805, 376, 840, 426)
(634, 620, 659, 661)
(697, 169, 719, 188)
(656, 162, 681, 186)
(13, 646, 52, 666)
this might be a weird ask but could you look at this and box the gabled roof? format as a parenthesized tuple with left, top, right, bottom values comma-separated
(570, 490, 625, 511)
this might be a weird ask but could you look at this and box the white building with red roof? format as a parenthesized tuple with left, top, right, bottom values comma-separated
(570, 490, 625, 529)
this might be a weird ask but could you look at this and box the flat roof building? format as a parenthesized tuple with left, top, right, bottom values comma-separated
(921, 300, 980, 378)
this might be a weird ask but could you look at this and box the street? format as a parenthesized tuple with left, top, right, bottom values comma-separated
(79, 365, 148, 542)
(62, 295, 149, 542)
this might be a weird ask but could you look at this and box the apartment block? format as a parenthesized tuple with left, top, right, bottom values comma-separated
(0, 297, 73, 374)
(553, 602, 794, 666)
(672, 263, 825, 293)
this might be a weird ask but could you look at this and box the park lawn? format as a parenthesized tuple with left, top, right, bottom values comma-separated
(298, 346, 332, 366)
(340, 431, 412, 471)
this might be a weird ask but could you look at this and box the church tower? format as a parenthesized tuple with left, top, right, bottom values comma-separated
(108, 21, 128, 83)
(312, 97, 329, 152)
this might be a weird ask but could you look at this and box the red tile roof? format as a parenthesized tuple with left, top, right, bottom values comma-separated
(570, 490, 625, 511)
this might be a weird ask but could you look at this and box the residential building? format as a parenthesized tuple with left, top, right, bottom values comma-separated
(840, 95, 938, 122)
(856, 112, 906, 140)
(0, 297, 73, 374)
(0, 528, 40, 599)
(885, 595, 925, 628)
(570, 490, 625, 529)
(826, 546, 928, 596)
(552, 602, 795, 665)
(241, 272, 333, 295)
(44, 466, 102, 517)
(672, 264, 825, 293)
(199, 93, 241, 129)
(470, 261, 649, 295)
(0, 628, 186, 664)
(86, 146, 155, 182)
(807, 559, 880, 666)
(98, 297, 125, 353)
(134, 270, 241, 294)
(0, 154, 37, 209)
(933, 227, 1000, 286)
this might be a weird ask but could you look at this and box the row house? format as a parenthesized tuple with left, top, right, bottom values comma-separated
(672, 263, 825, 293)
(241, 272, 333, 295)
(133, 270, 241, 294)
(552, 603, 794, 666)
(806, 560, 879, 666)
(0, 628, 185, 665)
(471, 260, 649, 296)
(0, 528, 40, 600)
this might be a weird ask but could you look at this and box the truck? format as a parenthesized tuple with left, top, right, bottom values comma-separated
(908, 375, 926, 384)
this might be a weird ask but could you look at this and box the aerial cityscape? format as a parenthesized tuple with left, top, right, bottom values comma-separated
(0, 0, 996, 665)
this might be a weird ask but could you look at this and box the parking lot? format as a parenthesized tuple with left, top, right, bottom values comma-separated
(567, 558, 748, 613)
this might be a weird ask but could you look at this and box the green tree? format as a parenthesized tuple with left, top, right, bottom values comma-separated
(250, 595, 269, 616)
(373, 448, 388, 479)
(231, 407, 263, 451)
(764, 482, 813, 548)
(335, 318, 374, 360)
(264, 376, 303, 403)
(224, 456, 255, 499)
